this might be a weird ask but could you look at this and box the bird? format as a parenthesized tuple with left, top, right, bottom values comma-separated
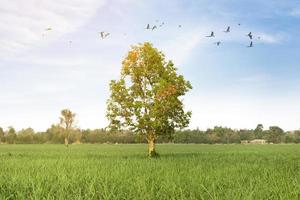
(238, 23, 241, 26)
(257, 36, 261, 40)
(247, 32, 253, 40)
(99, 31, 110, 39)
(152, 25, 157, 31)
(146, 24, 151, 30)
(224, 26, 230, 33)
(178, 25, 182, 28)
(248, 41, 253, 48)
(206, 31, 215, 37)
(214, 41, 221, 46)
(159, 22, 165, 27)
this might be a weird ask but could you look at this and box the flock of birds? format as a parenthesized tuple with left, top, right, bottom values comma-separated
(205, 24, 261, 48)
(42, 21, 261, 48)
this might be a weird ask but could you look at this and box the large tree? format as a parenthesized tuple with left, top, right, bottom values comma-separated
(107, 42, 192, 156)
(59, 109, 76, 147)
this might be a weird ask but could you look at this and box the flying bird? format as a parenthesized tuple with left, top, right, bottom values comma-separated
(178, 25, 182, 28)
(206, 32, 215, 37)
(99, 32, 110, 39)
(159, 22, 165, 27)
(247, 32, 253, 40)
(146, 24, 151, 30)
(214, 41, 221, 46)
(238, 23, 241, 26)
(152, 25, 157, 31)
(248, 41, 253, 48)
(224, 26, 230, 33)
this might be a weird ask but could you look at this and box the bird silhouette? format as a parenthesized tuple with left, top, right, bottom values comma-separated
(178, 25, 182, 28)
(248, 41, 253, 48)
(159, 22, 165, 27)
(99, 32, 110, 39)
(238, 23, 241, 26)
(214, 41, 221, 46)
(224, 26, 230, 33)
(146, 24, 151, 30)
(206, 32, 215, 37)
(247, 32, 253, 40)
(152, 25, 157, 31)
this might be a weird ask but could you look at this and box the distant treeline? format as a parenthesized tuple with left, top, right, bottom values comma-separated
(0, 124, 300, 144)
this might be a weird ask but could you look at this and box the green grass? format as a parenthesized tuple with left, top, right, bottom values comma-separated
(0, 144, 299, 200)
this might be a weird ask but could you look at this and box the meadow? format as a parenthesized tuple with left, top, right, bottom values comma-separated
(0, 144, 299, 200)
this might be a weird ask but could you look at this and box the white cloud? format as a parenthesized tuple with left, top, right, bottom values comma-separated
(160, 30, 203, 65)
(158, 22, 281, 66)
(238, 74, 274, 83)
(0, 0, 106, 57)
(289, 8, 300, 16)
(255, 32, 282, 44)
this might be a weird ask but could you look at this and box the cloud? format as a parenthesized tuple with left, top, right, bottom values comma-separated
(159, 30, 203, 65)
(0, 0, 106, 57)
(289, 8, 300, 16)
(157, 23, 281, 66)
(238, 74, 274, 83)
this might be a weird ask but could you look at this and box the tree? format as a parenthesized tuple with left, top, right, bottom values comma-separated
(59, 109, 76, 147)
(17, 128, 35, 144)
(266, 126, 285, 143)
(6, 126, 16, 144)
(107, 42, 192, 157)
(46, 124, 65, 143)
(0, 127, 4, 143)
(254, 124, 264, 139)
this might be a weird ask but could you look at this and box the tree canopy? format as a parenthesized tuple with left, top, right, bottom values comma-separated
(59, 109, 76, 147)
(107, 42, 192, 156)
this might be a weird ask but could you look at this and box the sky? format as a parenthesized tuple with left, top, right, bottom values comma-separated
(1, 0, 300, 131)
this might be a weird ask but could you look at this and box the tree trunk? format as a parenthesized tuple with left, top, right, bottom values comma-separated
(148, 132, 157, 157)
(65, 137, 69, 147)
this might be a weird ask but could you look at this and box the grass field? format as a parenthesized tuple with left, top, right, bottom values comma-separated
(0, 144, 299, 200)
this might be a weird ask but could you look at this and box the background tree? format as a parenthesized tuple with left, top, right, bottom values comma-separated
(0, 127, 5, 143)
(107, 42, 192, 157)
(254, 124, 264, 139)
(17, 128, 35, 144)
(265, 126, 285, 143)
(294, 130, 300, 143)
(59, 109, 76, 147)
(46, 124, 65, 144)
(6, 126, 16, 144)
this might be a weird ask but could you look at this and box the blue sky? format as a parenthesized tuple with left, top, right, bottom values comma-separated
(1, 0, 300, 131)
